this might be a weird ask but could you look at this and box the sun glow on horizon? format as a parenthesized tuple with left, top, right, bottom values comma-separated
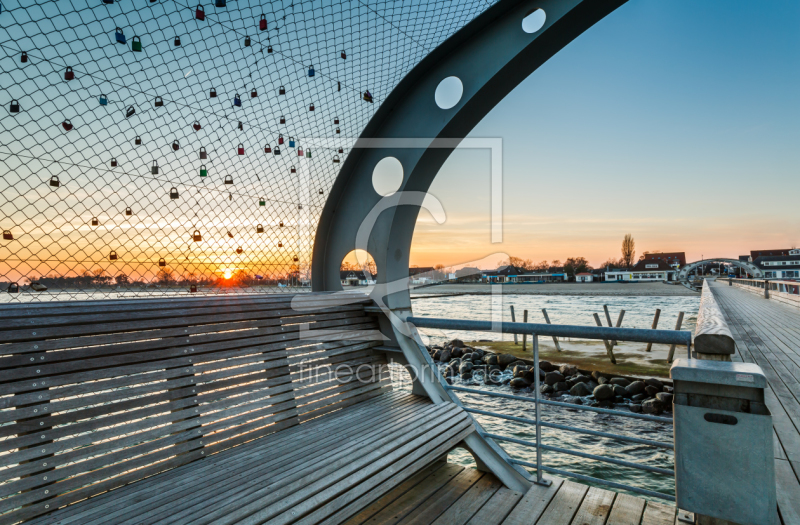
(223, 269, 232, 280)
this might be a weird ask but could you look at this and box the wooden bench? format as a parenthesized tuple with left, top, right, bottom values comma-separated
(0, 293, 472, 524)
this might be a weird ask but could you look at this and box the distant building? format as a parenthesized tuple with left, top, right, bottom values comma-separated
(575, 272, 593, 283)
(340, 271, 375, 286)
(753, 250, 800, 279)
(409, 266, 436, 284)
(751, 248, 796, 260)
(454, 267, 482, 282)
(481, 265, 525, 283)
(509, 272, 566, 283)
(605, 260, 675, 282)
(643, 252, 686, 269)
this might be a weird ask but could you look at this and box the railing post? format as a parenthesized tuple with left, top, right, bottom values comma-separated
(532, 333, 551, 486)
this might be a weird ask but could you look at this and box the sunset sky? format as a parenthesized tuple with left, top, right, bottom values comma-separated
(409, 0, 800, 269)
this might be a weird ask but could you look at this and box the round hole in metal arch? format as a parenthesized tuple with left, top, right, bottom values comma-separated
(522, 8, 546, 34)
(434, 76, 463, 110)
(372, 157, 404, 196)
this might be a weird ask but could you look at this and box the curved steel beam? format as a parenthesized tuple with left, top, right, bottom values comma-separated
(677, 259, 763, 290)
(313, 0, 626, 298)
(311, 0, 628, 491)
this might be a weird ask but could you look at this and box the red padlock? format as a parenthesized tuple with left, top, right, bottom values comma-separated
(62, 119, 73, 131)
(237, 143, 244, 155)
(280, 116, 285, 124)
(64, 67, 74, 81)
(111, 158, 117, 167)
(264, 144, 271, 153)
(196, 5, 205, 20)
(259, 14, 267, 31)
(251, 89, 257, 98)
(278, 134, 284, 145)
(297, 147, 303, 157)
(172, 140, 180, 151)
(193, 121, 201, 131)
(291, 166, 296, 173)
(309, 103, 314, 111)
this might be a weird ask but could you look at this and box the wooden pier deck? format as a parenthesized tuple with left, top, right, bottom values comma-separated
(708, 280, 800, 524)
(342, 462, 677, 525)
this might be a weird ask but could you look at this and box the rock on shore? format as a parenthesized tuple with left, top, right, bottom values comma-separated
(427, 339, 673, 413)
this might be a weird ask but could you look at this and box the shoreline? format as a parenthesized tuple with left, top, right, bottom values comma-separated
(411, 281, 698, 297)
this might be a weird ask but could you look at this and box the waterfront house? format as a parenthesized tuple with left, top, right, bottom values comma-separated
(454, 266, 482, 282)
(753, 251, 800, 279)
(605, 259, 676, 282)
(481, 265, 525, 283)
(340, 270, 375, 286)
(642, 251, 686, 269)
(409, 266, 436, 284)
(575, 272, 593, 282)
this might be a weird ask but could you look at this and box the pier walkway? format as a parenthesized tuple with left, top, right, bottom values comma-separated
(708, 280, 800, 523)
(344, 464, 677, 525)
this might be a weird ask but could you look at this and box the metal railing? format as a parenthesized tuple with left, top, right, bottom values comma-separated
(733, 278, 800, 295)
(408, 316, 692, 502)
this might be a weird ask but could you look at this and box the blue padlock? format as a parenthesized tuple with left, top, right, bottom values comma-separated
(289, 136, 295, 148)
(99, 94, 108, 106)
(233, 94, 241, 107)
(115, 27, 126, 44)
(308, 65, 314, 77)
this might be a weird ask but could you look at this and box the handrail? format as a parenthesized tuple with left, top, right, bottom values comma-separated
(408, 316, 691, 346)
(409, 315, 681, 501)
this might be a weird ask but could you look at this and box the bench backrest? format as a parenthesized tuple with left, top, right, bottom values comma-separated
(0, 293, 389, 523)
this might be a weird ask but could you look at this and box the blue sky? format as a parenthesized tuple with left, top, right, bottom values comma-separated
(411, 0, 800, 268)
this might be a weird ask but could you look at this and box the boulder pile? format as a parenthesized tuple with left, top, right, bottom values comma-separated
(427, 339, 673, 414)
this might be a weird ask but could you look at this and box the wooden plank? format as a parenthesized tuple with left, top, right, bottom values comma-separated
(640, 501, 676, 525)
(501, 478, 565, 525)
(535, 480, 589, 525)
(775, 458, 800, 525)
(235, 411, 472, 525)
(348, 464, 465, 525)
(84, 395, 426, 525)
(570, 487, 615, 525)
(396, 468, 484, 525)
(467, 488, 524, 525)
(298, 424, 476, 525)
(430, 473, 503, 525)
(41, 393, 415, 525)
(339, 461, 452, 525)
(163, 405, 466, 525)
(606, 493, 646, 525)
(694, 282, 735, 355)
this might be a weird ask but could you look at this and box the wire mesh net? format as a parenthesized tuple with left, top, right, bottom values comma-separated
(0, 0, 493, 302)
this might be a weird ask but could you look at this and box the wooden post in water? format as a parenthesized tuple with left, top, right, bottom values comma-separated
(541, 309, 561, 351)
(645, 308, 661, 352)
(510, 305, 518, 345)
(667, 311, 685, 363)
(603, 305, 616, 346)
(593, 313, 617, 364)
(522, 310, 528, 351)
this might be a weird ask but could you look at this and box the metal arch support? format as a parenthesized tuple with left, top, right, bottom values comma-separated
(311, 0, 628, 492)
(677, 258, 764, 290)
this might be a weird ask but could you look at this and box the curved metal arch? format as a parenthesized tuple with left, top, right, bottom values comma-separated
(676, 258, 763, 284)
(311, 0, 628, 491)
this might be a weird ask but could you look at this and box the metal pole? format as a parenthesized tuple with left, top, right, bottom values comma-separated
(532, 334, 550, 486)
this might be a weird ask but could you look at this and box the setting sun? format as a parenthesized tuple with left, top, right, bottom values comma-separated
(223, 269, 232, 280)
